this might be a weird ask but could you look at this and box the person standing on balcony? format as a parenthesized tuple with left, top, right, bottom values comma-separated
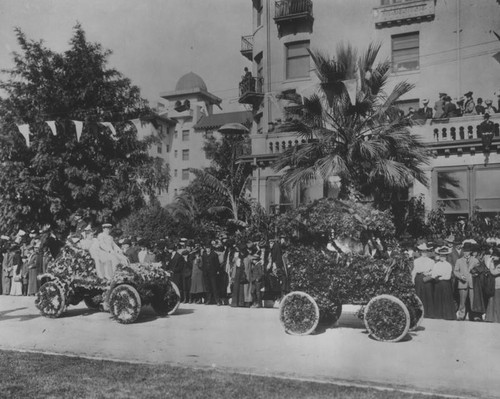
(442, 96, 459, 118)
(463, 91, 476, 115)
(484, 99, 498, 115)
(417, 98, 433, 120)
(476, 98, 485, 115)
(433, 92, 447, 118)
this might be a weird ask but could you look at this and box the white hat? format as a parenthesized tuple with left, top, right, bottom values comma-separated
(16, 229, 26, 237)
(102, 223, 112, 228)
(422, 98, 429, 104)
(1, 235, 10, 240)
(435, 246, 452, 255)
(417, 243, 433, 251)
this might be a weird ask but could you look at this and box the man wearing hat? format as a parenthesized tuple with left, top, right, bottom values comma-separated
(202, 241, 221, 305)
(166, 243, 186, 302)
(434, 92, 447, 119)
(454, 241, 479, 320)
(484, 99, 497, 115)
(463, 91, 476, 115)
(417, 98, 433, 120)
(479, 112, 495, 143)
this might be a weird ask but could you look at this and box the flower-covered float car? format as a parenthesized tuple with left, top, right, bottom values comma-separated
(275, 199, 424, 342)
(35, 239, 180, 324)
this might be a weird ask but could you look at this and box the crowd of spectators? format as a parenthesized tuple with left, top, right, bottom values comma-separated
(411, 236, 500, 323)
(406, 90, 500, 121)
(0, 220, 290, 309)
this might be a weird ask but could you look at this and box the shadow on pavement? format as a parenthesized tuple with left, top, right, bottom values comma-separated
(0, 307, 40, 322)
(62, 307, 100, 318)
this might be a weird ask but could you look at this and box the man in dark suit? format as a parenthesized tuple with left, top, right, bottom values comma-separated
(417, 98, 433, 120)
(167, 243, 186, 302)
(202, 242, 221, 305)
(442, 96, 459, 118)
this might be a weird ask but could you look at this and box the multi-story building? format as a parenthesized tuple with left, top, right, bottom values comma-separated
(158, 72, 252, 204)
(238, 0, 500, 220)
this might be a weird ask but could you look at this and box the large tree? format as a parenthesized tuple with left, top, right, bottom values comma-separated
(273, 43, 429, 206)
(0, 25, 168, 233)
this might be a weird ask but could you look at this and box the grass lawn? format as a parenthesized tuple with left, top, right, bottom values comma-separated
(0, 350, 448, 399)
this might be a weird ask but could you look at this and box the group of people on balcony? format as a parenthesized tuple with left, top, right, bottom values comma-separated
(406, 91, 499, 121)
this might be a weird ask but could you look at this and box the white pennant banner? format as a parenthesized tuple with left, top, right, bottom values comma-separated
(45, 121, 57, 136)
(342, 79, 358, 106)
(99, 122, 118, 140)
(16, 124, 31, 147)
(71, 120, 83, 142)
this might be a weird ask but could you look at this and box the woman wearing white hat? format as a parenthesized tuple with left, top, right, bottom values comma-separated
(431, 246, 456, 320)
(412, 243, 435, 318)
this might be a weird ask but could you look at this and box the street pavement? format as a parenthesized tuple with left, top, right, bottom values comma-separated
(0, 295, 499, 398)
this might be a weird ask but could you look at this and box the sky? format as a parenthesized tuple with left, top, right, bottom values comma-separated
(0, 0, 252, 112)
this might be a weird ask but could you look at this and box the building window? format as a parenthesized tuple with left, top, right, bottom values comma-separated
(174, 189, 178, 197)
(255, 0, 263, 26)
(166, 144, 170, 152)
(182, 130, 190, 141)
(434, 165, 500, 220)
(182, 149, 189, 161)
(392, 32, 419, 73)
(174, 150, 178, 158)
(174, 131, 178, 139)
(286, 41, 310, 80)
(174, 169, 178, 177)
(157, 144, 162, 154)
(182, 169, 190, 180)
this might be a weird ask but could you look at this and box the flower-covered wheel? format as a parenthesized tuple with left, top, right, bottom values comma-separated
(279, 291, 320, 336)
(150, 281, 181, 316)
(109, 284, 142, 324)
(35, 281, 67, 318)
(364, 294, 410, 342)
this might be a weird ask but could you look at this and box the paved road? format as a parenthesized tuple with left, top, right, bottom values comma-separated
(0, 295, 498, 398)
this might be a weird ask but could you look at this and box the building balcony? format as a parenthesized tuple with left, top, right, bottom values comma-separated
(238, 76, 264, 105)
(240, 35, 253, 61)
(274, 0, 314, 37)
(412, 114, 500, 156)
(373, 0, 435, 29)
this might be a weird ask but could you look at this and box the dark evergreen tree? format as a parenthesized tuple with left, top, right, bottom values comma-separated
(0, 24, 168, 233)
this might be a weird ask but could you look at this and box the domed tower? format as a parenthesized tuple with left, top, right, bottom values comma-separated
(159, 73, 222, 203)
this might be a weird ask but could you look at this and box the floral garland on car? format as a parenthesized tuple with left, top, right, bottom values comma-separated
(112, 263, 172, 305)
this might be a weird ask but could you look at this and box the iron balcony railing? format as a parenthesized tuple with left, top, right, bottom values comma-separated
(239, 76, 264, 98)
(275, 0, 313, 19)
(241, 35, 253, 53)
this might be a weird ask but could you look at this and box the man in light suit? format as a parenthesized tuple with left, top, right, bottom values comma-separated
(454, 242, 479, 320)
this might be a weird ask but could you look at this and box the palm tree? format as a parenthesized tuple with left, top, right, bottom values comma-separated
(188, 167, 251, 225)
(273, 42, 430, 205)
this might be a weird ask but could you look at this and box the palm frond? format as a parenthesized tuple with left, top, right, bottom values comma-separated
(189, 168, 231, 198)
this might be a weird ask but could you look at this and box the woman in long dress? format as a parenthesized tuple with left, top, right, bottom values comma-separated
(189, 249, 205, 304)
(411, 243, 435, 318)
(431, 246, 457, 320)
(89, 223, 127, 280)
(27, 241, 43, 295)
(485, 247, 500, 322)
(9, 246, 23, 296)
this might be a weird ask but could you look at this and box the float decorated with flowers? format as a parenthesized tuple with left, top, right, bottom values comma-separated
(35, 242, 180, 324)
(275, 199, 424, 342)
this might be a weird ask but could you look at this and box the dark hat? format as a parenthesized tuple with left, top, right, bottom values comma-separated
(180, 249, 189, 256)
(439, 92, 447, 97)
(225, 238, 235, 247)
(484, 112, 490, 118)
(166, 242, 176, 250)
(462, 242, 476, 252)
(464, 91, 473, 97)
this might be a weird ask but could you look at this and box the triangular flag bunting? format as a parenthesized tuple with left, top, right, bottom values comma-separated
(16, 124, 31, 147)
(100, 122, 118, 140)
(342, 79, 358, 106)
(45, 121, 57, 136)
(71, 120, 83, 142)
